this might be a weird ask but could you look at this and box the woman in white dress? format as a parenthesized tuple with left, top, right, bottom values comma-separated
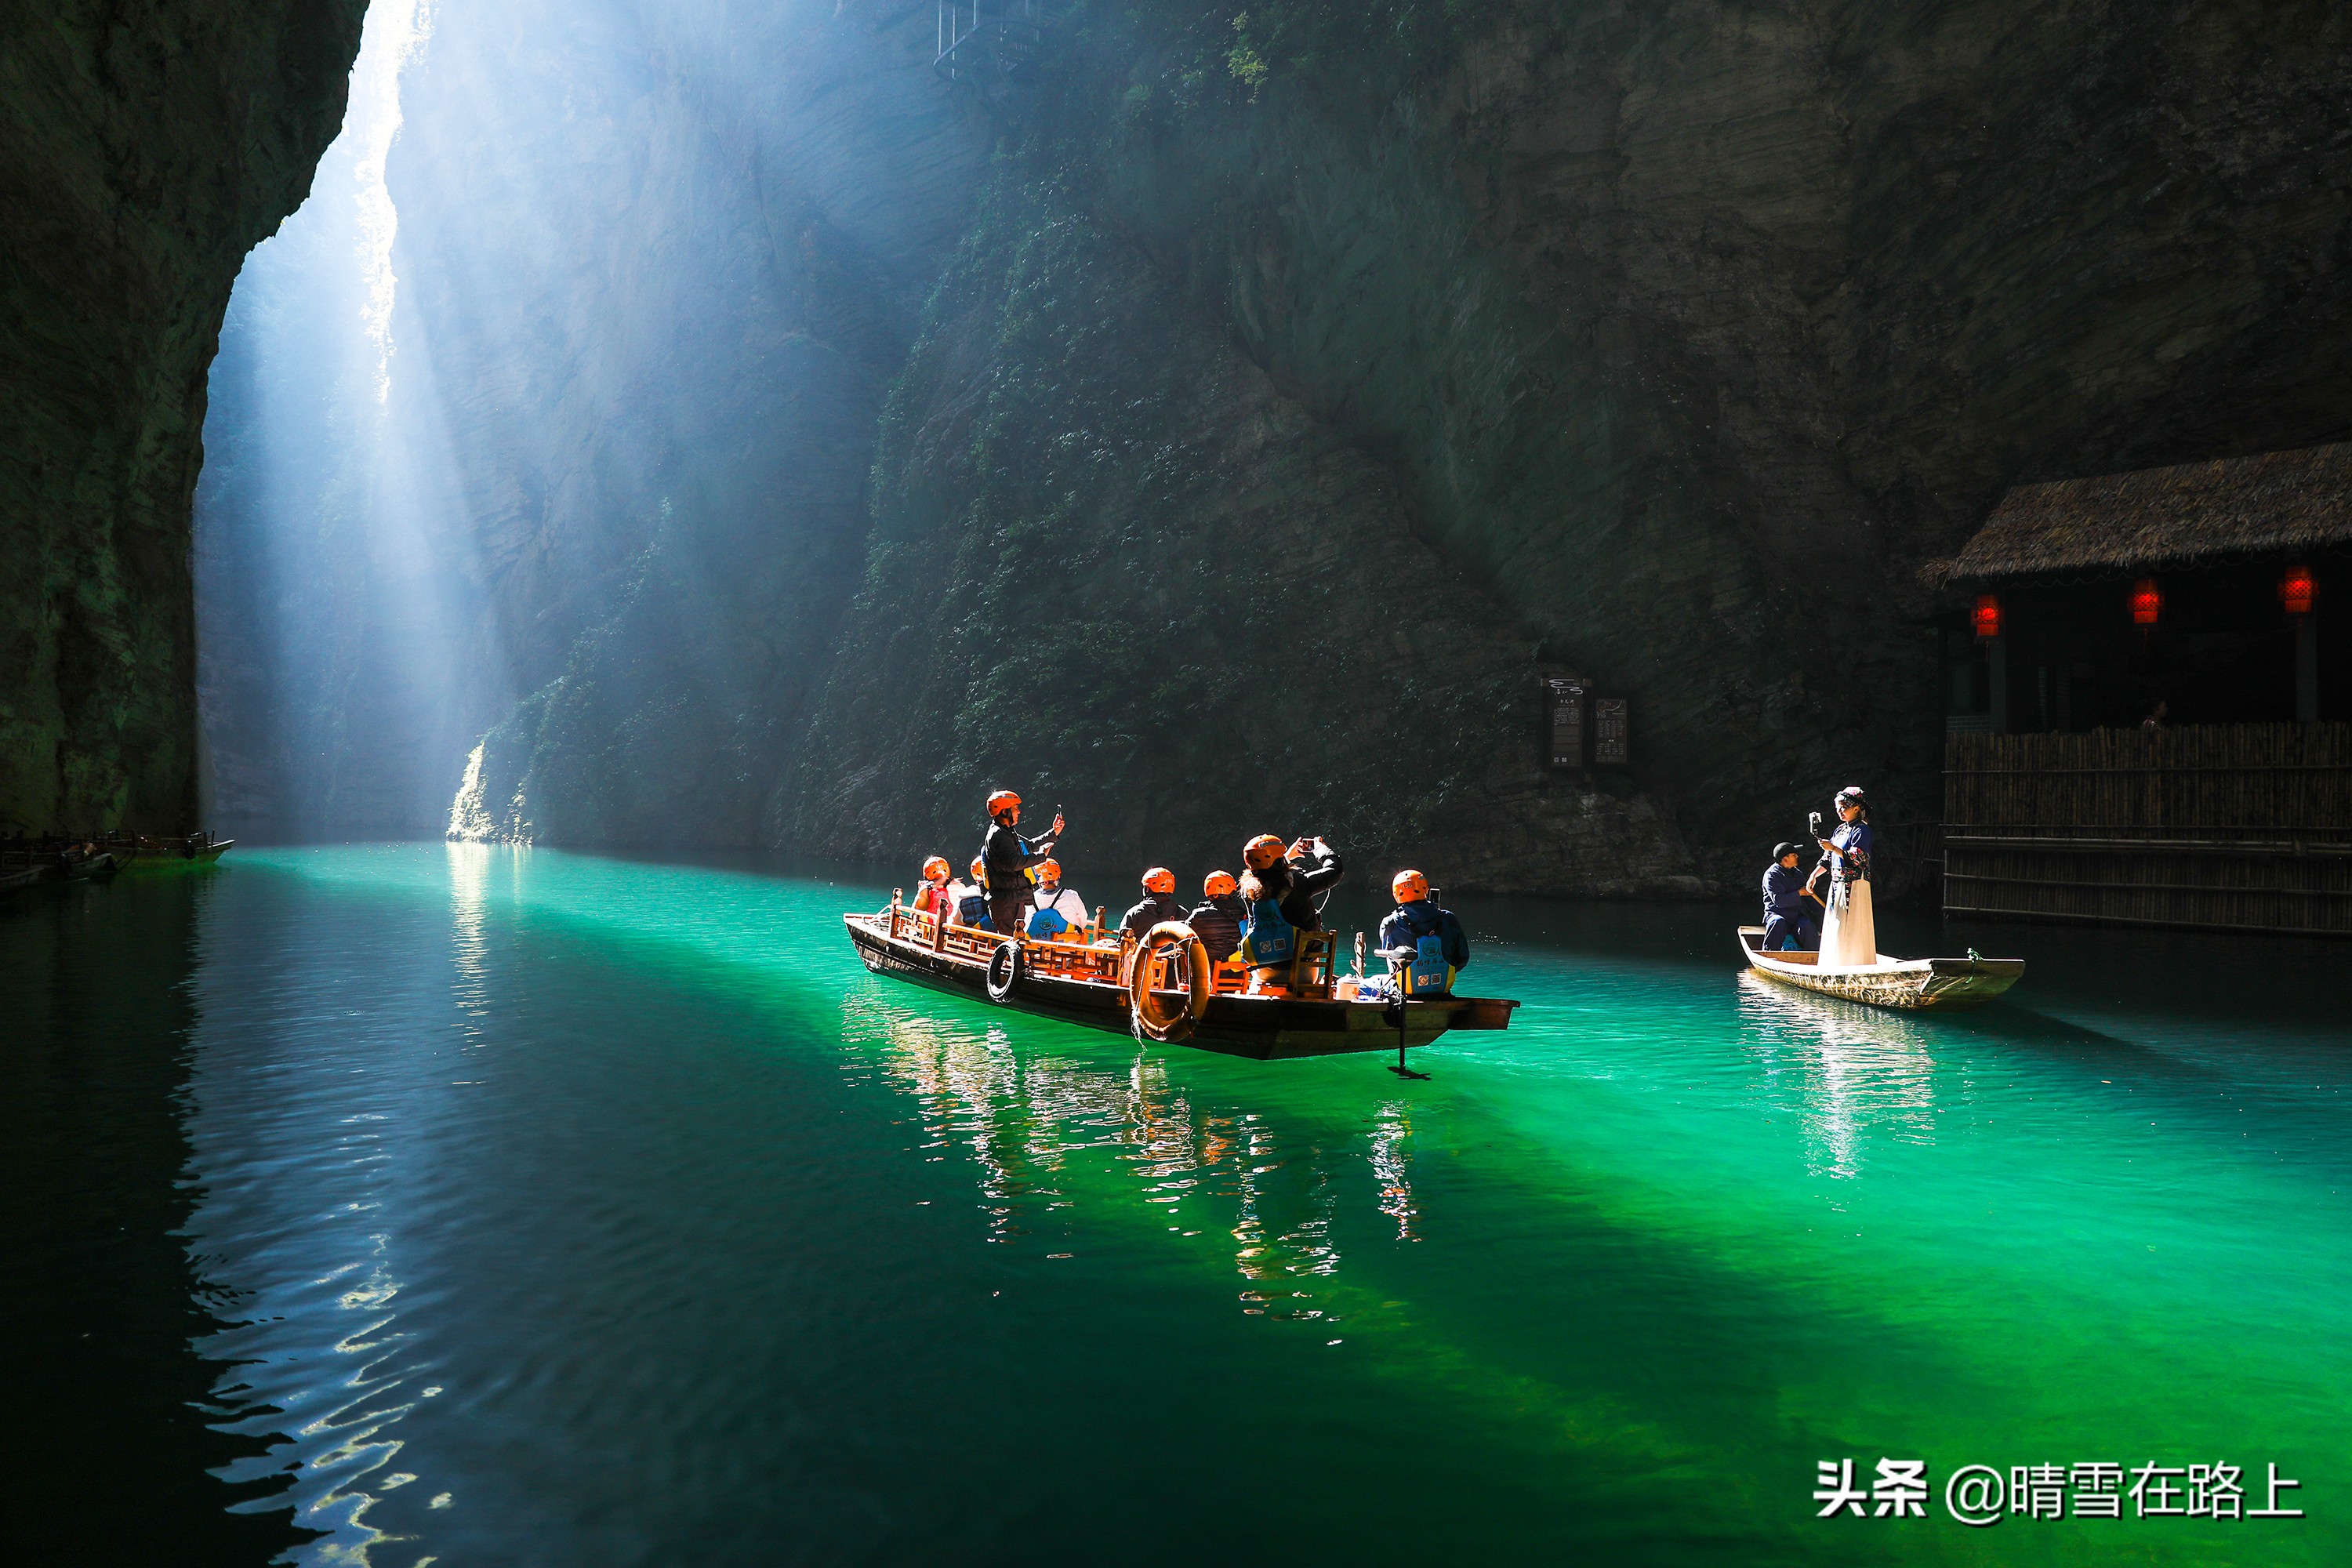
(1814, 786, 1878, 968)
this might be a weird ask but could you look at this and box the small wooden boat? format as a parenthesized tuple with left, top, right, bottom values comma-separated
(0, 864, 57, 900)
(0, 848, 112, 896)
(107, 834, 233, 873)
(1738, 925, 2024, 1011)
(2, 833, 228, 901)
(846, 900, 1518, 1062)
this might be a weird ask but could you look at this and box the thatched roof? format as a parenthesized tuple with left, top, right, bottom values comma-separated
(1924, 442, 2352, 586)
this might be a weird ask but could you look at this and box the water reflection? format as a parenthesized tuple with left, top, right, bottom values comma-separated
(0, 878, 310, 1565)
(198, 1139, 426, 1566)
(1734, 974, 1940, 1179)
(1370, 1102, 1419, 1242)
(839, 991, 1417, 1322)
(446, 841, 494, 1028)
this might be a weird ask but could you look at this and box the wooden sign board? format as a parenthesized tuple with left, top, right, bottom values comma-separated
(1594, 698, 1628, 766)
(1545, 676, 1585, 770)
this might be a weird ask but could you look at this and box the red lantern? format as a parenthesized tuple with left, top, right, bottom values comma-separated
(2281, 564, 2316, 615)
(2129, 579, 2162, 627)
(1972, 593, 2002, 639)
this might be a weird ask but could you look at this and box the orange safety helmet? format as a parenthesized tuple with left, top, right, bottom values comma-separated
(1243, 833, 1286, 872)
(922, 855, 950, 882)
(969, 855, 985, 879)
(1142, 866, 1176, 894)
(1039, 858, 1062, 884)
(1203, 869, 1237, 898)
(985, 788, 1021, 818)
(1392, 869, 1429, 904)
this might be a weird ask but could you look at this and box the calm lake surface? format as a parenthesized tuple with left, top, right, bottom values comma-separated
(3, 844, 2344, 1566)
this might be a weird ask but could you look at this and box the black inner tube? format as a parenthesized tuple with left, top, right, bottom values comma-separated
(985, 941, 1022, 1002)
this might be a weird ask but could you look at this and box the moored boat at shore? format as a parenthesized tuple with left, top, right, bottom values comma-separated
(1, 832, 232, 877)
(1738, 925, 2023, 1011)
(845, 901, 1518, 1062)
(100, 833, 234, 873)
(1, 833, 229, 901)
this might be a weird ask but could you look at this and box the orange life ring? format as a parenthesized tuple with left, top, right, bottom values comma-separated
(1128, 921, 1211, 1042)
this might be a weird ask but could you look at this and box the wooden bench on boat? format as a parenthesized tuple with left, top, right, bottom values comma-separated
(845, 894, 1518, 1062)
(1737, 925, 2024, 1011)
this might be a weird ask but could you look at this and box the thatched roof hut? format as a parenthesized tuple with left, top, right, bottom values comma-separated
(1925, 443, 2352, 586)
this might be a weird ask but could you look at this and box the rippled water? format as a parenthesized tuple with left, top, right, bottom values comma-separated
(4, 844, 2345, 1565)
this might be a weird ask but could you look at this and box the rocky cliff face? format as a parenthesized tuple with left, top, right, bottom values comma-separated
(780, 0, 2352, 892)
(0, 1, 366, 834)
(190, 0, 2351, 896)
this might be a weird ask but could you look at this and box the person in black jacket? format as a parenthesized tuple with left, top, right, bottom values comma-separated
(1187, 870, 1246, 960)
(979, 788, 1062, 938)
(1760, 843, 1820, 952)
(1234, 833, 1343, 994)
(1237, 833, 1343, 931)
(1120, 866, 1189, 939)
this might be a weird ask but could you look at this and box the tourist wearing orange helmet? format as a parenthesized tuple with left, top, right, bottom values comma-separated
(1119, 866, 1189, 940)
(1236, 831, 1344, 933)
(1025, 858, 1089, 942)
(912, 855, 954, 922)
(1377, 869, 1470, 999)
(979, 788, 1065, 938)
(1234, 832, 1342, 989)
(1187, 869, 1247, 960)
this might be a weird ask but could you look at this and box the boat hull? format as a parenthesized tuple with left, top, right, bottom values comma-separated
(111, 840, 233, 874)
(847, 912, 1515, 1060)
(1738, 926, 2023, 1011)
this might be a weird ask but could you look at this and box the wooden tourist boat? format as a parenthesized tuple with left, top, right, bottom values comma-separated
(103, 833, 234, 873)
(1, 833, 227, 901)
(845, 897, 1519, 1062)
(1738, 926, 2024, 1011)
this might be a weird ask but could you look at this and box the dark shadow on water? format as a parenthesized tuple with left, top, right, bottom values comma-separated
(0, 878, 310, 1566)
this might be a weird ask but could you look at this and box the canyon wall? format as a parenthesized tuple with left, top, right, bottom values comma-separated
(781, 0, 2352, 892)
(183, 1, 2352, 896)
(1, 0, 366, 834)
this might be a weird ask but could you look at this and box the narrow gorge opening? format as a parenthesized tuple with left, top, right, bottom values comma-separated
(196, 0, 492, 842)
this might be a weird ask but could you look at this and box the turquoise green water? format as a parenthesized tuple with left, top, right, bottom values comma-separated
(3, 843, 2343, 1565)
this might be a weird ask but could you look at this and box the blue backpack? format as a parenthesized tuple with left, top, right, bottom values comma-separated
(1240, 895, 1294, 970)
(956, 891, 991, 929)
(1395, 906, 1451, 997)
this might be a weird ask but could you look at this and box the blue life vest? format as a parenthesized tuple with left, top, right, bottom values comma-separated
(1240, 895, 1294, 970)
(1394, 906, 1451, 996)
(1025, 904, 1070, 941)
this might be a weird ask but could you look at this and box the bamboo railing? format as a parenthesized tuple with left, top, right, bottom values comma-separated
(1941, 724, 2352, 936)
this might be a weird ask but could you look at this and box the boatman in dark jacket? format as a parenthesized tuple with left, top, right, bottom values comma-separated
(980, 789, 1062, 938)
(1379, 870, 1470, 997)
(1120, 866, 1190, 939)
(1762, 842, 1820, 952)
